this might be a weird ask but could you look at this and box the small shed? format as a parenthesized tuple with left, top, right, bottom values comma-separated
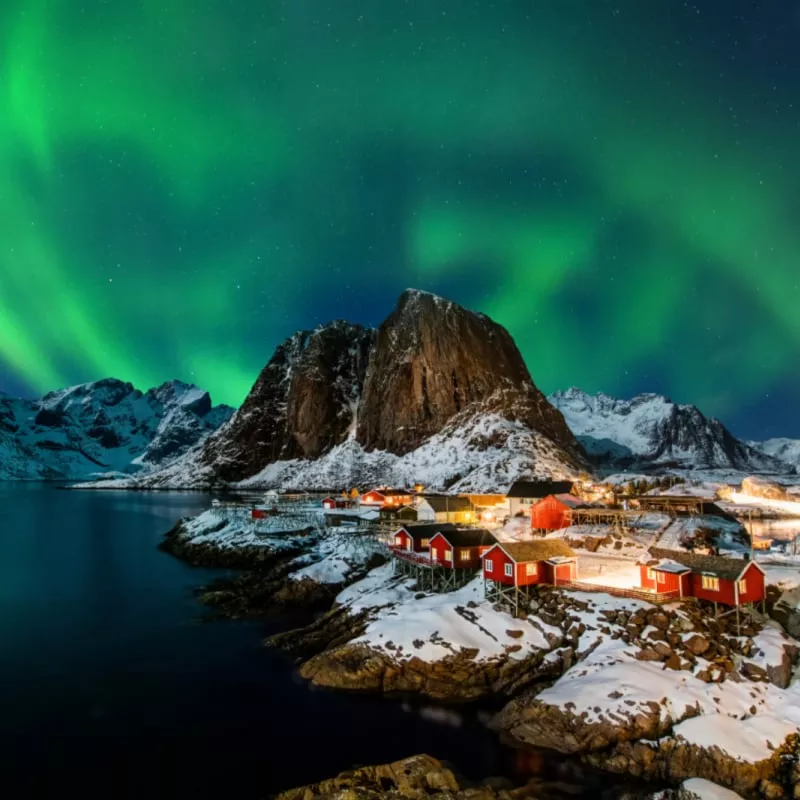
(391, 523, 458, 554)
(417, 495, 474, 524)
(639, 559, 692, 596)
(481, 540, 578, 587)
(251, 508, 267, 520)
(530, 494, 587, 531)
(429, 528, 498, 570)
(506, 480, 575, 518)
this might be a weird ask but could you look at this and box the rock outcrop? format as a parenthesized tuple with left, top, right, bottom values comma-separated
(275, 754, 556, 800)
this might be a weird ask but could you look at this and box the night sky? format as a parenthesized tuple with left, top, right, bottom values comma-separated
(1, 1, 798, 439)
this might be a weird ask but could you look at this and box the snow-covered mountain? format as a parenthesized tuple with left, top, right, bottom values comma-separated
(548, 387, 791, 473)
(0, 379, 233, 480)
(96, 290, 588, 492)
(750, 438, 800, 471)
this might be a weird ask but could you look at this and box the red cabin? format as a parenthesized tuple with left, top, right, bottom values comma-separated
(481, 540, 578, 587)
(251, 508, 267, 520)
(361, 488, 414, 508)
(322, 496, 353, 510)
(391, 523, 457, 554)
(429, 529, 498, 570)
(643, 550, 766, 607)
(530, 494, 586, 531)
(639, 560, 692, 597)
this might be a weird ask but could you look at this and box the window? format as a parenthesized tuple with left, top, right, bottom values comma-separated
(420, 538, 430, 548)
(646, 568, 656, 580)
(431, 548, 438, 559)
(394, 535, 402, 546)
(444, 550, 453, 561)
(738, 579, 747, 594)
(459, 549, 470, 561)
(701, 575, 719, 591)
(656, 572, 666, 585)
(485, 559, 493, 572)
(504, 563, 513, 578)
(526, 563, 537, 576)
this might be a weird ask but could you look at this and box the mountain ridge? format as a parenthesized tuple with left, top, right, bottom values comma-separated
(549, 387, 792, 473)
(0, 378, 233, 480)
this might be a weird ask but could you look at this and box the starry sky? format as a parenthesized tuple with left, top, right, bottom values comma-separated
(1, 0, 798, 439)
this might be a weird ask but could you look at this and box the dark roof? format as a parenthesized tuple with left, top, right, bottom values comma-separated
(421, 495, 473, 512)
(371, 488, 413, 497)
(507, 480, 574, 498)
(433, 528, 498, 548)
(649, 548, 755, 580)
(488, 540, 576, 562)
(400, 523, 458, 540)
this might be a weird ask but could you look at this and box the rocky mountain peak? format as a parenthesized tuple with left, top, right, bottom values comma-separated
(356, 289, 579, 458)
(199, 320, 375, 482)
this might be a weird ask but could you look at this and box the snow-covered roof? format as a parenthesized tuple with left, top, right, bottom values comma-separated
(653, 559, 691, 574)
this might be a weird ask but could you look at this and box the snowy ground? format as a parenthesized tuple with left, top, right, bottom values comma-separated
(180, 507, 321, 552)
(289, 530, 382, 585)
(336, 565, 560, 663)
(534, 592, 800, 765)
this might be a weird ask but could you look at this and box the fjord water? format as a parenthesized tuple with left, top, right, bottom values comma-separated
(0, 484, 524, 798)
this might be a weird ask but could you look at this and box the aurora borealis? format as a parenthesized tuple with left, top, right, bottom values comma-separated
(1, 1, 798, 437)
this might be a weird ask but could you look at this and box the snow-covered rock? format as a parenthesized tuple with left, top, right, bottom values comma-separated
(549, 388, 791, 473)
(0, 378, 233, 480)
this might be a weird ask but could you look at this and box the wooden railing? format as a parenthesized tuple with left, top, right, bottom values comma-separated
(388, 546, 434, 568)
(557, 580, 682, 604)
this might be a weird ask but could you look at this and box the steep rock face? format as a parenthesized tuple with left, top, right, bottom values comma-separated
(357, 290, 580, 457)
(550, 388, 790, 472)
(0, 379, 232, 479)
(199, 321, 374, 482)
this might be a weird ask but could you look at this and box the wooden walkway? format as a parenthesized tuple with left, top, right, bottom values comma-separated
(557, 580, 682, 604)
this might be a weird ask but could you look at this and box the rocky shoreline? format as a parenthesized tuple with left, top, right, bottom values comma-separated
(161, 510, 800, 798)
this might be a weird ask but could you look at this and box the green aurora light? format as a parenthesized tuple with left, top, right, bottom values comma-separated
(0, 0, 798, 437)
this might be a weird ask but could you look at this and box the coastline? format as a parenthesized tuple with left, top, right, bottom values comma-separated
(160, 506, 800, 798)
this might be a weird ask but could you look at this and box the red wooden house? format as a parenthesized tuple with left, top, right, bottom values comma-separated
(361, 488, 414, 508)
(530, 494, 587, 531)
(391, 523, 457, 554)
(481, 540, 578, 587)
(429, 528, 498, 570)
(322, 496, 354, 510)
(639, 559, 692, 597)
(642, 550, 766, 607)
(251, 508, 267, 520)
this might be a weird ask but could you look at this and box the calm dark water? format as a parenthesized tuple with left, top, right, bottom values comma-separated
(0, 484, 530, 798)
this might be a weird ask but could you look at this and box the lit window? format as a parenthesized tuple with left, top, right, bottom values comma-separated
(431, 548, 438, 559)
(445, 550, 453, 561)
(656, 572, 666, 585)
(701, 575, 720, 591)
(394, 536, 402, 546)
(485, 559, 493, 572)
(459, 550, 470, 561)
(504, 563, 513, 577)
(646, 568, 656, 580)
(420, 538, 430, 547)
(526, 563, 537, 576)
(738, 579, 747, 594)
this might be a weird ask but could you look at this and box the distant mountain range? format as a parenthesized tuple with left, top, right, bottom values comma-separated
(3, 291, 796, 488)
(549, 387, 794, 474)
(0, 379, 233, 480)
